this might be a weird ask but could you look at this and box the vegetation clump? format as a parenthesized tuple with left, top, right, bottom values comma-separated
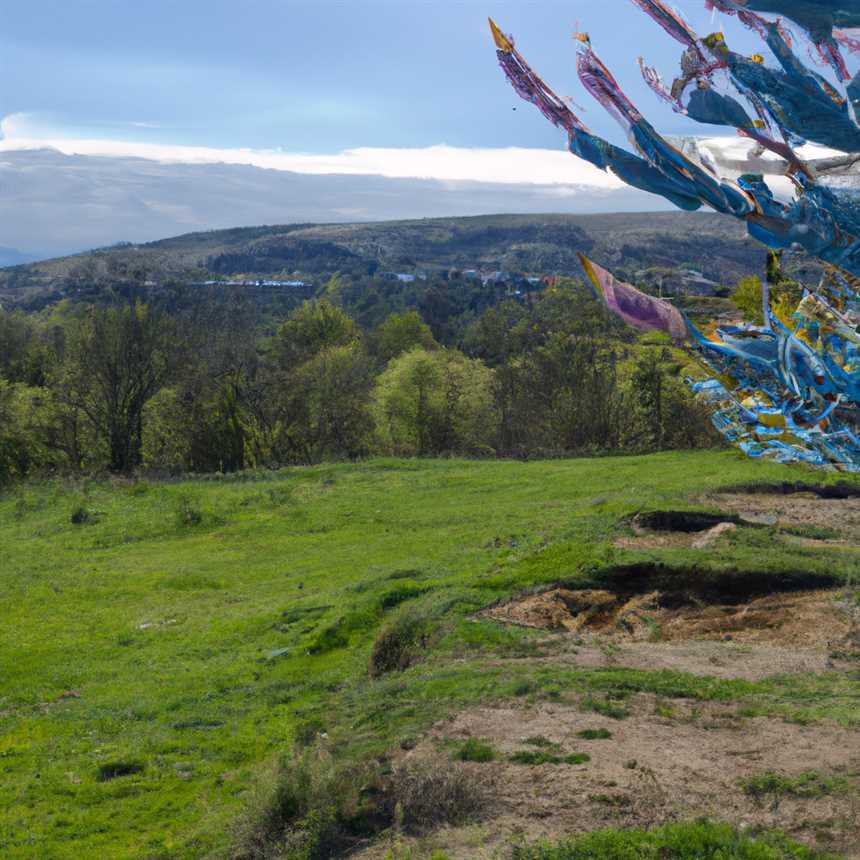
(369, 610, 434, 677)
(741, 771, 850, 801)
(577, 728, 612, 740)
(510, 819, 838, 859)
(452, 737, 496, 763)
(509, 750, 590, 766)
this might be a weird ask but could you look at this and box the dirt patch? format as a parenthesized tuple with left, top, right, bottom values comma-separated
(503, 638, 856, 682)
(700, 492, 860, 542)
(394, 698, 860, 859)
(480, 574, 856, 650)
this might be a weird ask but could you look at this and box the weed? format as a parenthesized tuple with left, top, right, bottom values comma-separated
(524, 735, 557, 748)
(577, 728, 612, 740)
(510, 750, 590, 766)
(391, 756, 488, 834)
(581, 696, 629, 720)
(452, 737, 496, 763)
(741, 770, 850, 800)
(510, 819, 838, 859)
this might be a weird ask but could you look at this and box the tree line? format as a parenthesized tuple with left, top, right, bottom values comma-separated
(0, 278, 720, 483)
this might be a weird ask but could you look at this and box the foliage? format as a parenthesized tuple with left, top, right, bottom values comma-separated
(373, 310, 438, 364)
(452, 737, 496, 762)
(741, 771, 850, 800)
(373, 348, 498, 456)
(510, 820, 840, 859)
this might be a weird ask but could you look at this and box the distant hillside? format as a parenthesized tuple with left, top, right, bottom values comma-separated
(0, 211, 781, 304)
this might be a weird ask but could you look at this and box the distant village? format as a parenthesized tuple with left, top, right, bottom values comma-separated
(193, 267, 559, 296)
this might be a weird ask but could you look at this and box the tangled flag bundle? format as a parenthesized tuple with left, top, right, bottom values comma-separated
(489, 3, 860, 472)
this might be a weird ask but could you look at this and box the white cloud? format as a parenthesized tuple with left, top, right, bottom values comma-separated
(0, 111, 624, 189)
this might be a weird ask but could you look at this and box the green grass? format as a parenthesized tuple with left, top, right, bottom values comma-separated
(510, 820, 841, 859)
(1, 451, 858, 857)
(451, 737, 496, 763)
(741, 770, 852, 800)
(510, 750, 590, 766)
(577, 728, 613, 740)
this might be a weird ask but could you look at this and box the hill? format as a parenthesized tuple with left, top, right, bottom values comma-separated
(1, 452, 858, 858)
(0, 212, 776, 305)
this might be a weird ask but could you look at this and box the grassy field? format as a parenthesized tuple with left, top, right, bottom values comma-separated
(1, 451, 858, 859)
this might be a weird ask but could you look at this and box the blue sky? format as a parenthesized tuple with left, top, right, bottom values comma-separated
(0, 2, 791, 256)
(1, 0, 761, 153)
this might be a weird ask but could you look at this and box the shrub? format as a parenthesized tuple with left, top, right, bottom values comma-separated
(233, 749, 382, 860)
(452, 737, 496, 763)
(390, 756, 488, 834)
(369, 610, 434, 677)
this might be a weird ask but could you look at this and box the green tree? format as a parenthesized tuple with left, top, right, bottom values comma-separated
(291, 343, 374, 461)
(373, 348, 498, 456)
(274, 300, 358, 370)
(372, 310, 438, 364)
(60, 303, 174, 473)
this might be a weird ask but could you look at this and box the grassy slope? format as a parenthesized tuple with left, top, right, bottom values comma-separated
(1, 451, 858, 858)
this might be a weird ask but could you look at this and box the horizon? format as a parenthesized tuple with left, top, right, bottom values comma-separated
(0, 2, 819, 259)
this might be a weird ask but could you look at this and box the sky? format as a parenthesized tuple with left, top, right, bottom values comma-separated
(0, 1, 774, 257)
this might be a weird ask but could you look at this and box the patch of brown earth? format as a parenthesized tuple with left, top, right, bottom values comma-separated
(494, 637, 853, 682)
(703, 492, 860, 541)
(356, 697, 860, 859)
(481, 587, 856, 649)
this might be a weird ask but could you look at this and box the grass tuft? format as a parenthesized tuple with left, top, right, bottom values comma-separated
(452, 737, 496, 763)
(741, 770, 850, 800)
(577, 728, 613, 740)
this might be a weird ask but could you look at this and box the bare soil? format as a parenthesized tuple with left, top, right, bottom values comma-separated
(354, 696, 860, 859)
(702, 491, 860, 541)
(480, 587, 857, 649)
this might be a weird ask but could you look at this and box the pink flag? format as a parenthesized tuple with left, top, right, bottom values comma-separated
(579, 253, 688, 343)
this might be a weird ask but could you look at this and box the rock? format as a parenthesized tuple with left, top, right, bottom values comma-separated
(692, 522, 737, 548)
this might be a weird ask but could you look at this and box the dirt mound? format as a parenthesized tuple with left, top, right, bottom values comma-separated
(480, 582, 856, 648)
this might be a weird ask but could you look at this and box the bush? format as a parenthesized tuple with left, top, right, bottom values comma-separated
(369, 610, 434, 677)
(233, 749, 382, 860)
(391, 756, 488, 834)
